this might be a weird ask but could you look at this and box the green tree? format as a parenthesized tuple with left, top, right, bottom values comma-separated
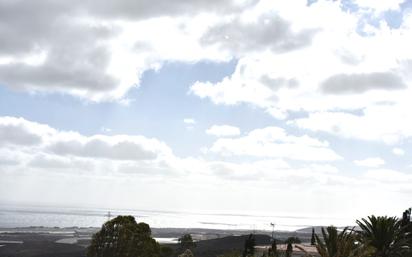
(87, 215, 160, 257)
(285, 242, 293, 257)
(218, 250, 242, 257)
(178, 249, 194, 257)
(178, 234, 196, 250)
(285, 236, 301, 244)
(401, 208, 412, 257)
(402, 209, 411, 227)
(160, 245, 174, 257)
(311, 228, 316, 246)
(357, 216, 411, 257)
(296, 226, 370, 257)
(268, 239, 278, 257)
(243, 234, 255, 257)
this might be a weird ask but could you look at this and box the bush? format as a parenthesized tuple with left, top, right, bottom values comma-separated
(160, 245, 174, 257)
(285, 236, 301, 244)
(87, 215, 160, 257)
(178, 249, 194, 257)
(179, 234, 196, 250)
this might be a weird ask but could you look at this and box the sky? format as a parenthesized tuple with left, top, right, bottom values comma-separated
(0, 0, 412, 221)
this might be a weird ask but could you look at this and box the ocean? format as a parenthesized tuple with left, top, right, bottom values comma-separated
(0, 205, 354, 231)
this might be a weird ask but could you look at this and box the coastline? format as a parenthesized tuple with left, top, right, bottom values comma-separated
(0, 225, 317, 257)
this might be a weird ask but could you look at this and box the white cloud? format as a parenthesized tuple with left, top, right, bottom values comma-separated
(363, 168, 412, 183)
(306, 164, 339, 174)
(320, 72, 406, 94)
(290, 103, 412, 144)
(100, 127, 112, 133)
(0, 0, 253, 101)
(354, 0, 405, 12)
(200, 11, 316, 57)
(206, 125, 241, 137)
(392, 148, 405, 156)
(0, 116, 55, 146)
(207, 126, 341, 161)
(189, 0, 412, 150)
(190, 57, 281, 114)
(1, 116, 411, 218)
(1, 1, 412, 218)
(0, 148, 29, 167)
(0, 116, 172, 162)
(206, 159, 290, 180)
(354, 157, 385, 168)
(0, 116, 343, 186)
(28, 153, 94, 171)
(183, 118, 196, 130)
(2, 0, 412, 119)
(183, 118, 196, 124)
(48, 134, 172, 161)
(0, 116, 177, 178)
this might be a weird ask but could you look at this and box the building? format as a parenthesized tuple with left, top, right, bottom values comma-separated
(255, 243, 319, 257)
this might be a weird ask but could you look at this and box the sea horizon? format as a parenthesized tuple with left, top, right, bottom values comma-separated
(0, 204, 357, 232)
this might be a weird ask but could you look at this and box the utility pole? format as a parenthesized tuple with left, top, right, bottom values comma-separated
(270, 223, 275, 241)
(106, 211, 112, 221)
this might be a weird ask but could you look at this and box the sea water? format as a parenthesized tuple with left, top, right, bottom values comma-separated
(0, 205, 354, 231)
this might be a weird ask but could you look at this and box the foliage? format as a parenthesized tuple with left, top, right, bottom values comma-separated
(272, 239, 277, 252)
(314, 226, 362, 257)
(356, 215, 411, 257)
(178, 249, 194, 257)
(285, 236, 301, 244)
(402, 209, 412, 257)
(243, 234, 256, 257)
(87, 215, 160, 257)
(268, 239, 278, 257)
(297, 226, 371, 257)
(179, 234, 196, 250)
(85, 210, 412, 257)
(218, 250, 242, 257)
(285, 242, 293, 257)
(402, 209, 411, 227)
(402, 209, 412, 237)
(311, 227, 316, 246)
(298, 212, 412, 257)
(160, 245, 174, 257)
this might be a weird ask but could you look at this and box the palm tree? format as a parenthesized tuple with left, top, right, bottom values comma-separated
(296, 226, 371, 257)
(317, 226, 370, 257)
(356, 215, 411, 257)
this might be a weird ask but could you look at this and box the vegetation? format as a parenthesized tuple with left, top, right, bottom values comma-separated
(179, 234, 196, 249)
(178, 249, 195, 257)
(242, 234, 255, 257)
(285, 236, 301, 244)
(402, 208, 411, 232)
(87, 215, 160, 257)
(356, 215, 411, 257)
(88, 208, 412, 257)
(268, 239, 278, 257)
(317, 226, 366, 257)
(311, 227, 316, 245)
(160, 245, 174, 257)
(177, 234, 196, 257)
(218, 250, 242, 257)
(285, 242, 293, 257)
(296, 209, 412, 257)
